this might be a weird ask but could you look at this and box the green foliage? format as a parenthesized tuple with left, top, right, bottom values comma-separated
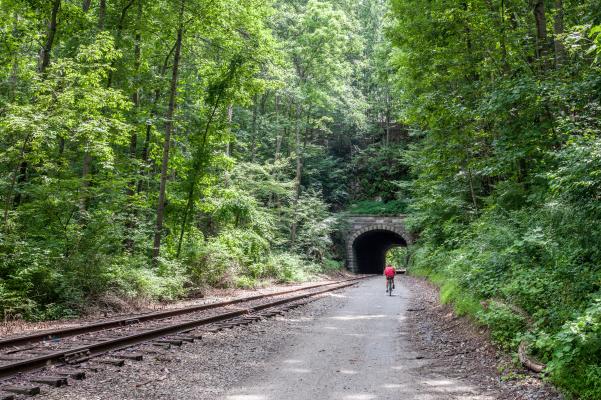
(389, 1, 601, 397)
(1, 0, 377, 320)
(477, 302, 527, 351)
(264, 252, 319, 283)
(385, 247, 408, 268)
(541, 295, 601, 399)
(349, 143, 409, 202)
(348, 200, 407, 216)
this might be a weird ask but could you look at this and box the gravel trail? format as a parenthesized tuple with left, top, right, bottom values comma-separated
(223, 276, 494, 400)
(38, 276, 561, 400)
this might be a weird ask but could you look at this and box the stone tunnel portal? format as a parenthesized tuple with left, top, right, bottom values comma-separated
(352, 229, 407, 274)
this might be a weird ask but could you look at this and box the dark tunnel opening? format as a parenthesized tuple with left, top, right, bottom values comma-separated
(352, 229, 407, 274)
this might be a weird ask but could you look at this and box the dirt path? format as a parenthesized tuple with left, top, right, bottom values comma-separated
(223, 277, 497, 400)
(41, 276, 561, 400)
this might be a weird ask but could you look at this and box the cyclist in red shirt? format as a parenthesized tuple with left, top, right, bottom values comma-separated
(384, 264, 396, 293)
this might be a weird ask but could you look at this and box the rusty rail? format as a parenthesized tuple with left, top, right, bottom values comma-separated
(0, 277, 368, 379)
(0, 277, 367, 350)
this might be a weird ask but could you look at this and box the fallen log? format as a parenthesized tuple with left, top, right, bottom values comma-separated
(518, 340, 546, 373)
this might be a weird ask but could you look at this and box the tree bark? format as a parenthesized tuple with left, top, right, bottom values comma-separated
(518, 341, 546, 373)
(250, 94, 259, 162)
(499, 0, 509, 72)
(385, 91, 391, 146)
(532, 0, 548, 60)
(98, 0, 106, 30)
(226, 104, 233, 156)
(82, 0, 92, 12)
(553, 0, 565, 66)
(129, 0, 143, 172)
(153, 0, 185, 262)
(274, 94, 282, 162)
(123, 0, 144, 250)
(290, 104, 303, 245)
(39, 0, 60, 74)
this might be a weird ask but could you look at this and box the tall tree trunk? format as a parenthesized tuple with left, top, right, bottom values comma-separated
(462, 2, 479, 81)
(82, 0, 92, 12)
(176, 58, 240, 257)
(250, 94, 259, 162)
(152, 0, 185, 262)
(9, 12, 19, 100)
(98, 0, 106, 30)
(274, 94, 282, 162)
(128, 0, 143, 185)
(499, 0, 509, 72)
(532, 0, 548, 60)
(225, 104, 233, 156)
(13, 0, 60, 209)
(269, 95, 282, 209)
(290, 104, 303, 245)
(137, 40, 177, 194)
(39, 0, 60, 74)
(385, 91, 391, 146)
(553, 0, 565, 66)
(124, 0, 143, 251)
(285, 100, 294, 156)
(175, 94, 222, 258)
(4, 136, 31, 226)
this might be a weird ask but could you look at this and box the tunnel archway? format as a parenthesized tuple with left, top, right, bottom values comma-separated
(351, 229, 407, 274)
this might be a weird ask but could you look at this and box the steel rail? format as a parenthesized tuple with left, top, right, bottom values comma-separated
(0, 278, 367, 379)
(0, 277, 366, 350)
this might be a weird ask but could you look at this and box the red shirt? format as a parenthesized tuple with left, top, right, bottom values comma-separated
(384, 266, 396, 278)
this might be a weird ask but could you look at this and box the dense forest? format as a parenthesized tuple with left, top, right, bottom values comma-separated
(0, 0, 398, 320)
(388, 1, 601, 398)
(1, 0, 601, 398)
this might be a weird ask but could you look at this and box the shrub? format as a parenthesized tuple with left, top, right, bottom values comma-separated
(264, 253, 319, 282)
(477, 302, 527, 350)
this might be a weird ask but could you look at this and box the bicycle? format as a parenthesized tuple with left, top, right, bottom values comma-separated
(386, 277, 394, 296)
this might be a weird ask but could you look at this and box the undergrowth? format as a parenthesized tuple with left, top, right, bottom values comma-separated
(408, 199, 601, 399)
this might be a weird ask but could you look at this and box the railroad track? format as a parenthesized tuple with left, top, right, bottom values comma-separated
(0, 276, 368, 397)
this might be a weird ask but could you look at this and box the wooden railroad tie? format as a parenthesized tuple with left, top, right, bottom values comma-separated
(154, 339, 183, 346)
(30, 376, 68, 387)
(116, 353, 144, 361)
(2, 385, 41, 396)
(170, 335, 195, 343)
(96, 358, 125, 367)
(56, 370, 86, 380)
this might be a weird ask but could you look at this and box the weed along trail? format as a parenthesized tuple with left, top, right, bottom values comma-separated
(222, 277, 494, 400)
